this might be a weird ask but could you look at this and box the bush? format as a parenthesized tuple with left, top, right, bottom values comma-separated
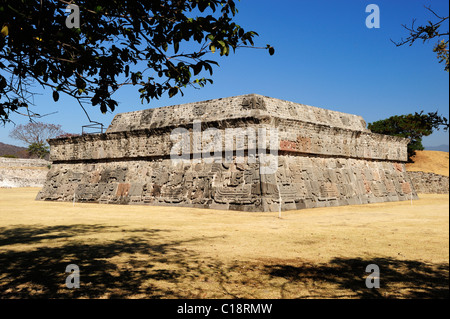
(27, 142, 50, 159)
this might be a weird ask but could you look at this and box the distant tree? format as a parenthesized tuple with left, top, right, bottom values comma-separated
(9, 122, 66, 151)
(392, 6, 449, 71)
(368, 111, 449, 161)
(27, 142, 50, 159)
(0, 0, 274, 123)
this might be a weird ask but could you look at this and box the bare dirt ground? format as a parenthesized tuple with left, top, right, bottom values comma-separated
(0, 188, 448, 299)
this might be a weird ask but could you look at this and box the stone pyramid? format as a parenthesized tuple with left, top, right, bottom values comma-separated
(37, 94, 417, 212)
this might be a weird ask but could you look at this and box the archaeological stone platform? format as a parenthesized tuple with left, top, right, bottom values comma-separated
(1, 158, 50, 188)
(36, 94, 418, 212)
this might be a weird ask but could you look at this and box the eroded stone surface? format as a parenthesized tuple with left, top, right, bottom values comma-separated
(37, 94, 418, 211)
(0, 158, 50, 188)
(407, 171, 449, 194)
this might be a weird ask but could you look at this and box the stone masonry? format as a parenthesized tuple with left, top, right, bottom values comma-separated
(36, 94, 418, 212)
(407, 171, 449, 194)
(0, 158, 50, 188)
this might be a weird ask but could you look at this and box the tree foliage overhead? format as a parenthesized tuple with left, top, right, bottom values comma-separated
(0, 0, 274, 123)
(368, 111, 449, 161)
(392, 6, 449, 71)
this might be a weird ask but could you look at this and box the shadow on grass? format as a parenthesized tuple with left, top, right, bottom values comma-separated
(0, 224, 206, 298)
(0, 225, 115, 247)
(0, 224, 448, 299)
(264, 257, 449, 299)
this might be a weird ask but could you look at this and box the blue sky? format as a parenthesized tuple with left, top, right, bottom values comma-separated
(1, 0, 449, 148)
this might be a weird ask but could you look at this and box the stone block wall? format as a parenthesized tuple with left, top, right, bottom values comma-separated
(37, 94, 417, 212)
(0, 158, 49, 167)
(36, 155, 416, 211)
(407, 171, 449, 194)
(47, 118, 407, 163)
(0, 158, 50, 187)
(106, 94, 369, 134)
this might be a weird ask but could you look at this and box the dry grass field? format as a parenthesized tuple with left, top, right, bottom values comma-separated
(406, 150, 449, 176)
(0, 187, 448, 299)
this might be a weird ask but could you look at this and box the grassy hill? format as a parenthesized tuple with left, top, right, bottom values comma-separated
(406, 150, 449, 176)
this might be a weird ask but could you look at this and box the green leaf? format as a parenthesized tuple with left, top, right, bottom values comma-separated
(0, 76, 7, 90)
(168, 86, 178, 98)
(52, 91, 59, 102)
(221, 45, 229, 56)
(192, 63, 202, 76)
(0, 0, 268, 123)
(1, 25, 8, 37)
